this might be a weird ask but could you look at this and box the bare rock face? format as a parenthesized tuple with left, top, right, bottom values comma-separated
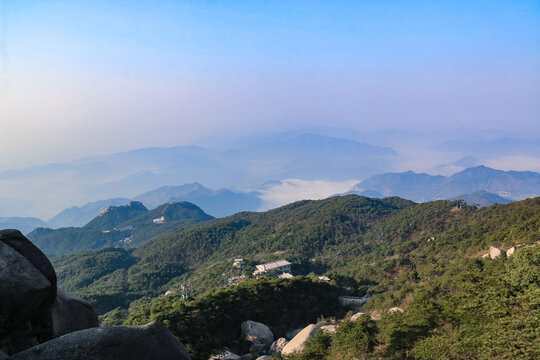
(51, 288, 99, 336)
(506, 247, 516, 257)
(0, 240, 52, 329)
(388, 307, 404, 313)
(350, 312, 366, 321)
(320, 324, 336, 333)
(281, 323, 321, 356)
(10, 322, 192, 360)
(0, 229, 58, 354)
(489, 246, 504, 259)
(241, 321, 274, 348)
(269, 337, 289, 355)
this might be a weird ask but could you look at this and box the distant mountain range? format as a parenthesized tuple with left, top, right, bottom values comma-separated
(351, 165, 540, 202)
(44, 183, 261, 229)
(0, 217, 49, 235)
(133, 183, 263, 217)
(4, 165, 540, 234)
(27, 201, 213, 257)
(48, 198, 131, 228)
(450, 190, 513, 207)
(0, 133, 397, 219)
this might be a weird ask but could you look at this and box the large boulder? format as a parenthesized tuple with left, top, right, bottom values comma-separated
(51, 288, 99, 336)
(281, 323, 321, 356)
(269, 337, 288, 355)
(506, 247, 516, 257)
(241, 321, 274, 348)
(489, 246, 504, 259)
(0, 230, 55, 333)
(10, 322, 191, 360)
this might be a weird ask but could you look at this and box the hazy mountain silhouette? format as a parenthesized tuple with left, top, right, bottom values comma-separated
(353, 166, 540, 202)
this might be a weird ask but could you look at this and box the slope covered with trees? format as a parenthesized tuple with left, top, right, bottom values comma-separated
(47, 195, 540, 359)
(28, 201, 213, 257)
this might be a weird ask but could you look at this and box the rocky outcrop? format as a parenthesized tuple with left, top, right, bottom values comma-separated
(506, 247, 516, 257)
(51, 288, 98, 336)
(489, 246, 504, 259)
(269, 337, 288, 355)
(0, 229, 58, 354)
(320, 324, 336, 333)
(350, 312, 365, 321)
(388, 307, 404, 313)
(10, 322, 192, 360)
(241, 321, 274, 348)
(281, 323, 321, 356)
(1, 229, 191, 360)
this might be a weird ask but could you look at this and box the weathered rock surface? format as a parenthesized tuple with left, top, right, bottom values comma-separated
(506, 247, 516, 257)
(281, 323, 321, 356)
(10, 322, 192, 360)
(255, 356, 270, 360)
(388, 307, 404, 313)
(269, 337, 288, 355)
(241, 321, 274, 347)
(489, 246, 504, 259)
(350, 312, 365, 321)
(51, 288, 99, 336)
(0, 236, 53, 332)
(320, 324, 337, 333)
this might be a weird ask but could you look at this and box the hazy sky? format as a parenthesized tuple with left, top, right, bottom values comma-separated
(1, 0, 539, 170)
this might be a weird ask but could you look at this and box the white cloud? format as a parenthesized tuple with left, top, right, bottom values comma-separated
(257, 179, 359, 210)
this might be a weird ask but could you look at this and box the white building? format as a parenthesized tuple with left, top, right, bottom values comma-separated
(253, 259, 292, 275)
(153, 216, 165, 224)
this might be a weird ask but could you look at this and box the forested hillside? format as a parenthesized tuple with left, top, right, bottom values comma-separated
(47, 195, 540, 359)
(28, 201, 213, 257)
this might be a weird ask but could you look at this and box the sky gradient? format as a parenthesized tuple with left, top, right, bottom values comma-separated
(1, 0, 539, 169)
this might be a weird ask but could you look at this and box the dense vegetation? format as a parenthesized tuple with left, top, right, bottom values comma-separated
(29, 201, 213, 257)
(281, 246, 540, 360)
(45, 195, 540, 359)
(125, 277, 346, 359)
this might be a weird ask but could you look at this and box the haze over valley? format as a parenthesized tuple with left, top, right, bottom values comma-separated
(1, 1, 539, 360)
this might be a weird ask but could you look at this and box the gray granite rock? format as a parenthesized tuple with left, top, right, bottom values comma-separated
(10, 322, 191, 360)
(241, 321, 274, 347)
(51, 288, 99, 336)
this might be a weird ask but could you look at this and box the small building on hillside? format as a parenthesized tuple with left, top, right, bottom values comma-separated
(253, 259, 292, 275)
(153, 216, 165, 224)
(233, 258, 245, 269)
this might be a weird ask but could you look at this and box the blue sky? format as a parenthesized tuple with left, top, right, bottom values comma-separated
(1, 0, 539, 169)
